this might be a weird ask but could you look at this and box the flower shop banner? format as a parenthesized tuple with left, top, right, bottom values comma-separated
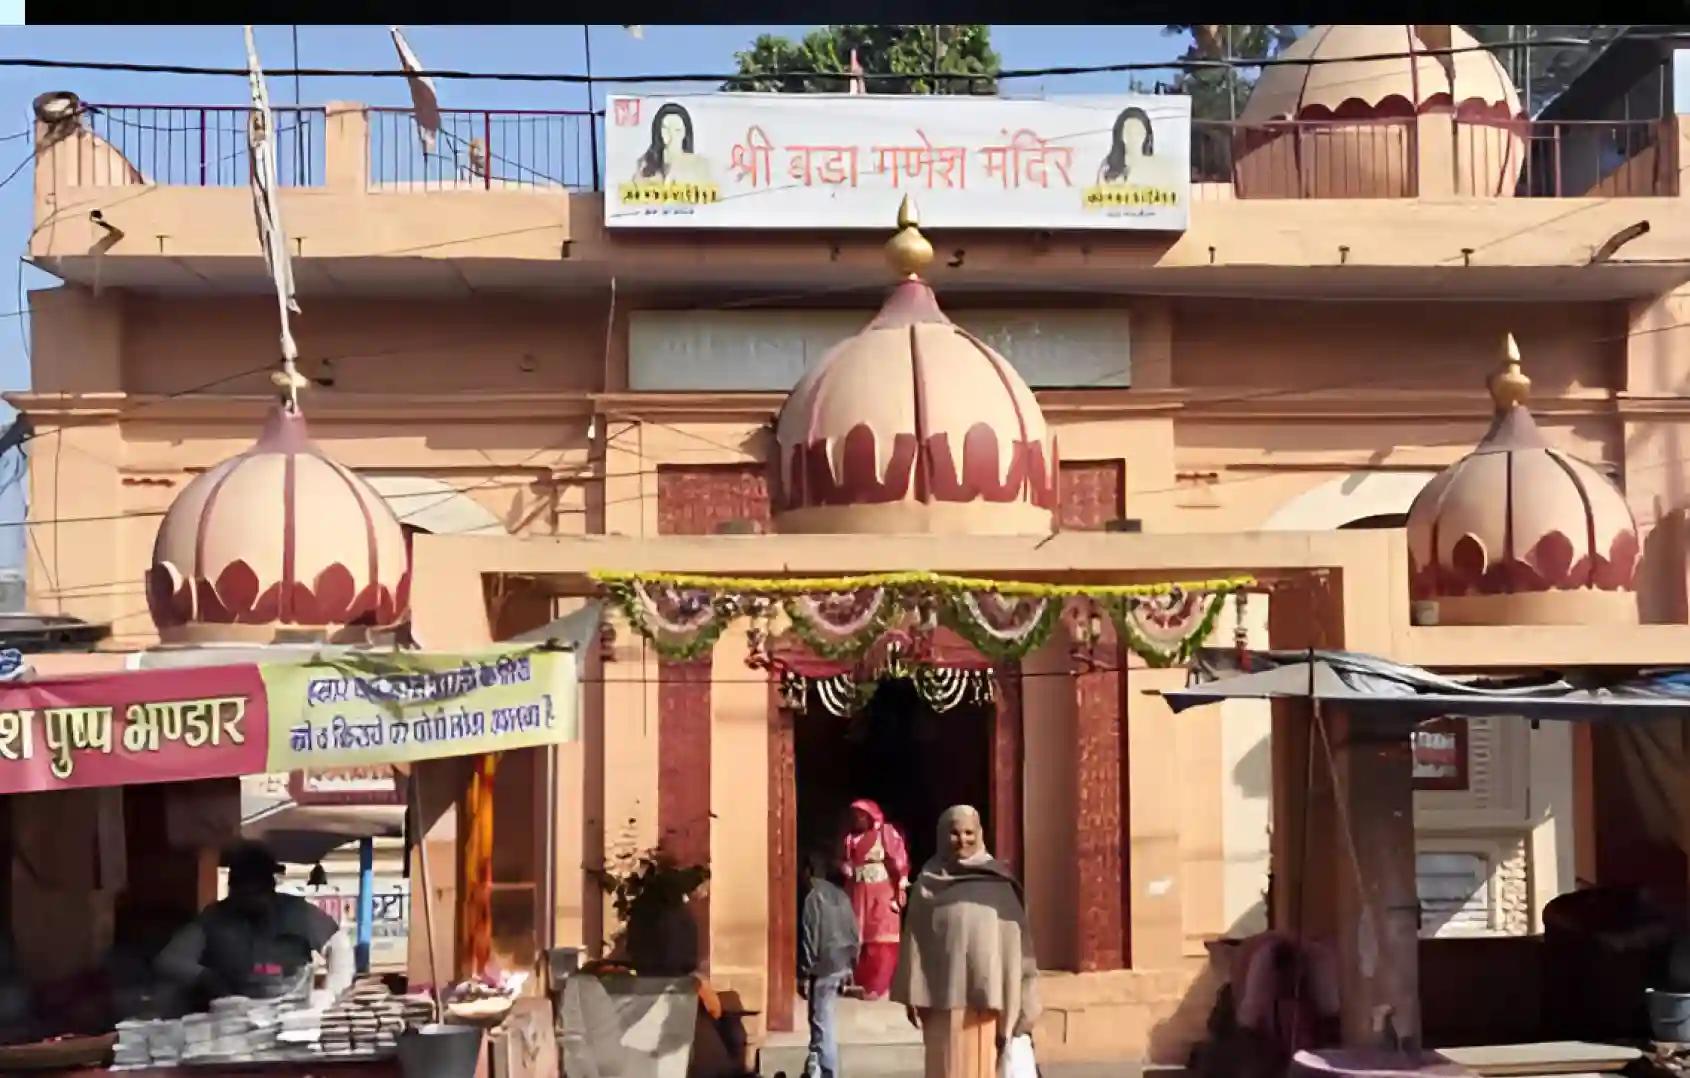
(0, 648, 577, 795)
(593, 570, 1253, 670)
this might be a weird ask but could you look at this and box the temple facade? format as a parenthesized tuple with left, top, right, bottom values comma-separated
(18, 25, 1690, 1060)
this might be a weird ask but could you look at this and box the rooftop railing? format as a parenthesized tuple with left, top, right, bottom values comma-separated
(366, 107, 599, 191)
(1191, 115, 1678, 200)
(1191, 117, 1419, 200)
(47, 106, 1684, 202)
(80, 104, 324, 187)
(1458, 117, 1678, 198)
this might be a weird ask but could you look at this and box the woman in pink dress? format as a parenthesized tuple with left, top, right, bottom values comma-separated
(841, 799, 910, 1000)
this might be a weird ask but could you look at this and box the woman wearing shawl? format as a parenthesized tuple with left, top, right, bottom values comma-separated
(841, 799, 910, 1000)
(893, 805, 1040, 1078)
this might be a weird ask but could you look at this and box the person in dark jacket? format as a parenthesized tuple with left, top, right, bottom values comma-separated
(800, 850, 861, 1078)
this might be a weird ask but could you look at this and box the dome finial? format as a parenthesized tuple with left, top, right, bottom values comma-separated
(885, 195, 934, 279)
(1489, 332, 1531, 413)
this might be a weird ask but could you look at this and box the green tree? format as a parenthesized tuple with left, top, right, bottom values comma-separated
(726, 25, 1000, 95)
(1162, 25, 1303, 119)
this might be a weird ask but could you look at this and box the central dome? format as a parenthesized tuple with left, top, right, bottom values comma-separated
(771, 199, 1058, 535)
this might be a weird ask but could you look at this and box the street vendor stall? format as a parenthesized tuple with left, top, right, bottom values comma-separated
(1162, 649, 1690, 1073)
(0, 643, 580, 1074)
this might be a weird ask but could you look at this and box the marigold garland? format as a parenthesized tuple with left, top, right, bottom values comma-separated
(1104, 592, 1230, 667)
(590, 569, 1254, 600)
(591, 570, 1255, 668)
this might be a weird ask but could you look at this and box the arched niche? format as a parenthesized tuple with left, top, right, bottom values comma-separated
(1261, 471, 1436, 532)
(365, 475, 507, 537)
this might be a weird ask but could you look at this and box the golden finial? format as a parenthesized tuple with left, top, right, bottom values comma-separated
(884, 195, 934, 279)
(1489, 333, 1531, 412)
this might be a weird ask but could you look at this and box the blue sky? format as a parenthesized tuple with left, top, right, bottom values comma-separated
(0, 24, 1177, 573)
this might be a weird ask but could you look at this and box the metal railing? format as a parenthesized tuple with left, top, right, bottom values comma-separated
(58, 105, 1683, 202)
(79, 104, 324, 187)
(1190, 118, 1419, 199)
(1457, 117, 1677, 198)
(366, 108, 599, 191)
(1193, 115, 1678, 200)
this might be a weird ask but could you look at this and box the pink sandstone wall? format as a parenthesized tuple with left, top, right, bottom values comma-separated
(17, 244, 1690, 1066)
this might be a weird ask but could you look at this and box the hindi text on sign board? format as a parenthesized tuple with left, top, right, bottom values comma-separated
(604, 94, 1191, 232)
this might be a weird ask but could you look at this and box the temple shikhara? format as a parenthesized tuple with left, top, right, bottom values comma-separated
(15, 22, 1690, 1076)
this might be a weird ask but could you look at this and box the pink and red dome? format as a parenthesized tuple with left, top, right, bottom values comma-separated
(771, 201, 1057, 535)
(146, 405, 412, 643)
(1237, 26, 1525, 198)
(1243, 25, 1522, 126)
(1406, 339, 1638, 625)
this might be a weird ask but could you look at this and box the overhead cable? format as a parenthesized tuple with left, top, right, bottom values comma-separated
(0, 31, 1679, 86)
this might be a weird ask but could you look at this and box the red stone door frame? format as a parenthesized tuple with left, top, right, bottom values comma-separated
(764, 661, 1026, 1033)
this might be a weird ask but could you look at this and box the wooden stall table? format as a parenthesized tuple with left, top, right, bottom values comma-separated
(57, 1062, 400, 1077)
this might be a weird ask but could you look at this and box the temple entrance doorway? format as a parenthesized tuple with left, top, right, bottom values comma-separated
(795, 677, 993, 882)
(766, 668, 1009, 1042)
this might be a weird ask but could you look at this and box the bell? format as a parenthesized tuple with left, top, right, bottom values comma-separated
(307, 863, 328, 888)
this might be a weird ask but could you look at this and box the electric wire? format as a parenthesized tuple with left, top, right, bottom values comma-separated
(0, 31, 1677, 85)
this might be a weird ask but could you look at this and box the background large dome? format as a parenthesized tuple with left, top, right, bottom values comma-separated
(1234, 25, 1524, 198)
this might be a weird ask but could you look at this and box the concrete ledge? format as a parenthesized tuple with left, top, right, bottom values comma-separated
(1033, 965, 1217, 1064)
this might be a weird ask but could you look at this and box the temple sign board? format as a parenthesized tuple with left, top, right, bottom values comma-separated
(604, 93, 1192, 231)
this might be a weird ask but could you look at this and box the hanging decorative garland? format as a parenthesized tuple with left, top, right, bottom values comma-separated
(783, 587, 896, 660)
(603, 576, 739, 662)
(595, 570, 1255, 669)
(1101, 588, 1231, 668)
(943, 591, 1063, 661)
(781, 665, 996, 719)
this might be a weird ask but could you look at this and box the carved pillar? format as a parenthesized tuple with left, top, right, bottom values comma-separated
(658, 658, 712, 965)
(653, 463, 769, 970)
(1072, 625, 1126, 971)
(766, 681, 797, 1032)
(992, 661, 1025, 877)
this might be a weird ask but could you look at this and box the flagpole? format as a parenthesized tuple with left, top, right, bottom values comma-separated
(245, 25, 304, 412)
(291, 25, 304, 186)
(583, 26, 601, 193)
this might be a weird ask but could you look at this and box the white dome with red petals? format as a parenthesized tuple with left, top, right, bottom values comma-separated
(146, 405, 411, 644)
(771, 199, 1058, 535)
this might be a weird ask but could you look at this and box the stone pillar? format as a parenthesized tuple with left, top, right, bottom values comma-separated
(1625, 286, 1690, 615)
(1328, 707, 1422, 1048)
(1127, 666, 1190, 971)
(1022, 638, 1078, 970)
(708, 624, 771, 1036)
(1414, 111, 1456, 198)
(323, 102, 369, 192)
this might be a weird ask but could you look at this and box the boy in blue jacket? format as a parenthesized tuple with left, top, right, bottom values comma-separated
(799, 850, 860, 1078)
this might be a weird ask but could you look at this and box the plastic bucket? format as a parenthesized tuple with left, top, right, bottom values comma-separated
(397, 1024, 484, 1078)
(1647, 989, 1690, 1043)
